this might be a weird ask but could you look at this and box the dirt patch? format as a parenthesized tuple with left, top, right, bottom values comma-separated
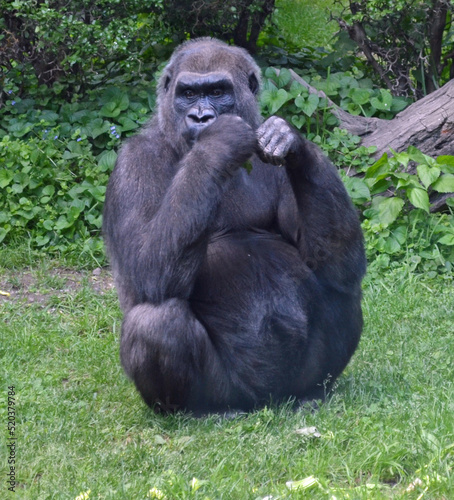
(0, 267, 115, 305)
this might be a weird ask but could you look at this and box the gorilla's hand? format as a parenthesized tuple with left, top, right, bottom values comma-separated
(197, 114, 257, 168)
(256, 116, 301, 166)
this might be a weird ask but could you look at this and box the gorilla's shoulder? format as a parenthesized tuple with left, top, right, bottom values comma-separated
(118, 117, 176, 164)
(123, 117, 162, 149)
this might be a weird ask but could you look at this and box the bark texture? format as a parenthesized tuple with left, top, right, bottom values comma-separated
(289, 70, 454, 158)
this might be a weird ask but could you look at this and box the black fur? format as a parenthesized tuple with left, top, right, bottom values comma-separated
(103, 38, 366, 414)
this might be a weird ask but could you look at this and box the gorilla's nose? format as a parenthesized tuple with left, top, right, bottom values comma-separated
(187, 109, 216, 127)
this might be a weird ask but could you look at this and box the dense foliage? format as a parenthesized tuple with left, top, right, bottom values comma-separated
(158, 0, 276, 53)
(261, 68, 454, 277)
(334, 0, 454, 97)
(0, 0, 172, 93)
(0, 0, 275, 94)
(0, 80, 153, 261)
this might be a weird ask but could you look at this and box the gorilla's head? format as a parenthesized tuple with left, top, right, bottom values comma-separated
(157, 38, 262, 149)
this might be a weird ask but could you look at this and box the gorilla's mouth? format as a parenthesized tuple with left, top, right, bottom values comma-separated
(183, 120, 213, 146)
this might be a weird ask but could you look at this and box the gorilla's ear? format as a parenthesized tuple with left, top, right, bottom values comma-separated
(248, 73, 259, 95)
(163, 74, 172, 93)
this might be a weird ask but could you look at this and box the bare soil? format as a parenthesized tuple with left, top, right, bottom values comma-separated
(0, 267, 115, 305)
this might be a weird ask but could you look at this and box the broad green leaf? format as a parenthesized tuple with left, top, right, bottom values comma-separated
(407, 146, 436, 166)
(438, 233, 454, 245)
(71, 198, 87, 211)
(392, 225, 407, 245)
(391, 97, 409, 113)
(291, 115, 305, 129)
(13, 172, 29, 188)
(71, 109, 93, 124)
(0, 169, 14, 188)
(394, 176, 421, 190)
(371, 89, 392, 111)
(54, 216, 72, 230)
(118, 116, 139, 132)
(407, 188, 429, 212)
(91, 123, 111, 139)
(270, 88, 290, 114)
(264, 67, 279, 82)
(42, 185, 55, 197)
(81, 118, 108, 138)
(67, 206, 82, 222)
(365, 177, 392, 195)
(312, 79, 340, 96)
(417, 164, 440, 188)
(40, 110, 59, 123)
(303, 93, 319, 116)
(35, 235, 50, 246)
(100, 102, 121, 118)
(0, 227, 9, 243)
(346, 102, 361, 115)
(436, 155, 454, 174)
(376, 197, 404, 225)
(9, 121, 33, 138)
(62, 151, 79, 160)
(432, 174, 454, 193)
(342, 176, 371, 204)
(289, 80, 306, 98)
(383, 233, 402, 254)
(436, 155, 454, 167)
(365, 153, 389, 179)
(98, 150, 118, 172)
(100, 87, 130, 110)
(90, 185, 106, 202)
(349, 87, 371, 105)
(295, 93, 319, 116)
(277, 68, 292, 88)
(390, 149, 410, 168)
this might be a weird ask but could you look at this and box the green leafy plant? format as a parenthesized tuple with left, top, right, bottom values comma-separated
(356, 148, 454, 275)
(260, 67, 338, 140)
(259, 67, 454, 276)
(0, 68, 159, 261)
(0, 133, 111, 260)
(309, 69, 411, 118)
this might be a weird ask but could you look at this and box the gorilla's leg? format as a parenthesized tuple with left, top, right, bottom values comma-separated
(120, 299, 225, 412)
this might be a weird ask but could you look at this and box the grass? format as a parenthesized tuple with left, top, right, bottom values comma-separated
(273, 0, 341, 49)
(1, 247, 453, 499)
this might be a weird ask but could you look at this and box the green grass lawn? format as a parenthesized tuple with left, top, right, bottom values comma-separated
(1, 248, 453, 499)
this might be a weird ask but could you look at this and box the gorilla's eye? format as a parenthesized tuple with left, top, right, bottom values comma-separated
(183, 89, 196, 99)
(210, 89, 224, 97)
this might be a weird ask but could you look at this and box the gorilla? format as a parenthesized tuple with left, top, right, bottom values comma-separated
(103, 38, 366, 414)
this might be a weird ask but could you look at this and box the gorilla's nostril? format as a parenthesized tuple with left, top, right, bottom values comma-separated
(188, 110, 215, 124)
(200, 113, 215, 123)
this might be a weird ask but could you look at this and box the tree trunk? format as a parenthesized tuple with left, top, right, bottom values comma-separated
(426, 0, 449, 94)
(288, 70, 454, 158)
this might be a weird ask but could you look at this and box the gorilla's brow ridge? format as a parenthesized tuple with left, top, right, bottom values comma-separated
(175, 72, 234, 93)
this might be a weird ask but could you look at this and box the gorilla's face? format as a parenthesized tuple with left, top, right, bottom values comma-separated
(173, 71, 236, 146)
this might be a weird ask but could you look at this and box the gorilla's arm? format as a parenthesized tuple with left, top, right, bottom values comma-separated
(103, 115, 256, 307)
(257, 116, 366, 292)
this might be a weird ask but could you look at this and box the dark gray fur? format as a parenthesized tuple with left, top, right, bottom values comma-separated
(103, 38, 366, 414)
